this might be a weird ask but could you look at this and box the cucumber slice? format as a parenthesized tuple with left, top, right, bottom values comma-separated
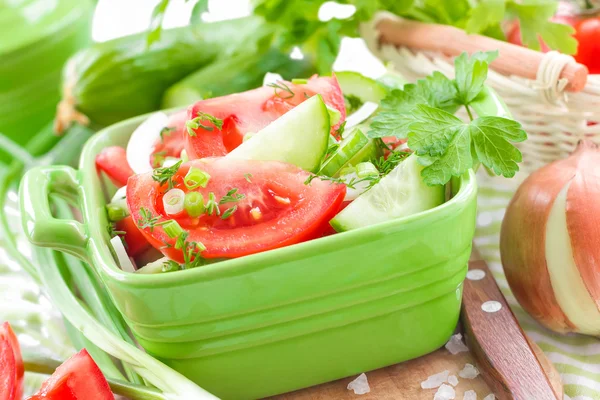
(319, 127, 382, 177)
(226, 95, 330, 172)
(337, 71, 388, 105)
(330, 154, 445, 232)
(377, 69, 407, 91)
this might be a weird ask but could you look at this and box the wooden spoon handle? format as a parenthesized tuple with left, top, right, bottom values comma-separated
(461, 258, 562, 399)
(375, 16, 588, 92)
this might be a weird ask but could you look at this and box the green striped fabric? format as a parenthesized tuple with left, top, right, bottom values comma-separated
(477, 172, 597, 400)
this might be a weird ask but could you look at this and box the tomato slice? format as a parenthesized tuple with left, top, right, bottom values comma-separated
(149, 110, 188, 168)
(127, 158, 346, 261)
(28, 349, 113, 400)
(185, 75, 346, 159)
(95, 146, 134, 187)
(0, 322, 23, 400)
(116, 215, 150, 257)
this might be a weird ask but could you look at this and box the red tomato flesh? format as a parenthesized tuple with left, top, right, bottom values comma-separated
(573, 17, 600, 74)
(0, 322, 23, 400)
(28, 349, 113, 400)
(185, 75, 346, 159)
(95, 146, 134, 188)
(149, 110, 188, 168)
(115, 215, 150, 257)
(127, 158, 346, 261)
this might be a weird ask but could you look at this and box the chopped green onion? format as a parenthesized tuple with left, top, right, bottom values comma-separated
(356, 162, 379, 178)
(162, 220, 183, 239)
(326, 105, 341, 127)
(184, 167, 210, 190)
(184, 192, 205, 217)
(205, 192, 220, 216)
(291, 78, 308, 84)
(163, 188, 185, 215)
(162, 260, 180, 273)
(180, 149, 189, 163)
(106, 205, 128, 222)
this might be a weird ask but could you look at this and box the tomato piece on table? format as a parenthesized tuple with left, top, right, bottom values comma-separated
(28, 349, 113, 400)
(0, 322, 23, 400)
(127, 158, 346, 261)
(115, 215, 150, 257)
(184, 75, 346, 159)
(95, 146, 134, 187)
(149, 110, 188, 168)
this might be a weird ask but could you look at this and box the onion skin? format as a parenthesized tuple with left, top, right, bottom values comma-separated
(500, 145, 582, 333)
(566, 141, 600, 307)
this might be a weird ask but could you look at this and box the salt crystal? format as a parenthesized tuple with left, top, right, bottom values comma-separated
(463, 390, 477, 400)
(459, 364, 480, 379)
(445, 333, 469, 355)
(434, 384, 456, 400)
(347, 373, 370, 395)
(483, 395, 495, 400)
(448, 375, 459, 387)
(421, 370, 450, 389)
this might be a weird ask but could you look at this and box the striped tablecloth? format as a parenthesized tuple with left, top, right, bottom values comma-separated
(1, 173, 599, 398)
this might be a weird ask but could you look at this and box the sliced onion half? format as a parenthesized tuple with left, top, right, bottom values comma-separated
(110, 236, 136, 273)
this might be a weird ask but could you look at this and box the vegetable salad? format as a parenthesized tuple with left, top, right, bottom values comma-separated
(97, 53, 526, 274)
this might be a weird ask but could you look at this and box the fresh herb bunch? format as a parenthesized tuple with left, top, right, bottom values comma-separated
(369, 51, 527, 186)
(149, 1, 576, 73)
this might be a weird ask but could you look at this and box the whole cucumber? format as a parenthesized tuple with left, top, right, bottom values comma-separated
(56, 16, 271, 132)
(161, 48, 317, 109)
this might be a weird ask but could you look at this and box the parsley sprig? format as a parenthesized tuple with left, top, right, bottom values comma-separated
(368, 51, 527, 186)
(186, 112, 224, 136)
(152, 160, 182, 190)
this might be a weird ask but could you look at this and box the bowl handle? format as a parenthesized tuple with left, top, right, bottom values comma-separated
(20, 165, 89, 262)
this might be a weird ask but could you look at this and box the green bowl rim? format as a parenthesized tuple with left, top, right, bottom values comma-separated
(79, 112, 478, 288)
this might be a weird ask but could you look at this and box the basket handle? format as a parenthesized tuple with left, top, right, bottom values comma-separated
(20, 165, 89, 262)
(375, 16, 588, 92)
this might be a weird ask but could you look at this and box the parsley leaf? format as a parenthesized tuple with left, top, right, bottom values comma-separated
(465, 0, 506, 34)
(454, 51, 498, 105)
(408, 105, 526, 185)
(507, 0, 577, 55)
(470, 116, 527, 177)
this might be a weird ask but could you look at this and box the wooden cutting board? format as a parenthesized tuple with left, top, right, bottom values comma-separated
(270, 346, 492, 399)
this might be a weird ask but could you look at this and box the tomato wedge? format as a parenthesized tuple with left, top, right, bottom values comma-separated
(0, 322, 23, 400)
(28, 349, 113, 400)
(115, 215, 150, 257)
(95, 146, 134, 187)
(185, 75, 346, 159)
(149, 110, 188, 168)
(127, 158, 346, 261)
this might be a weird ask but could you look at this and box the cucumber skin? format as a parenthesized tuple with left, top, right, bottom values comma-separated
(66, 17, 271, 126)
(336, 71, 388, 104)
(162, 49, 317, 109)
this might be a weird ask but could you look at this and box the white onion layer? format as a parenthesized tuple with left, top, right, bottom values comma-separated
(110, 236, 136, 273)
(126, 112, 169, 174)
(345, 101, 378, 130)
(545, 180, 600, 335)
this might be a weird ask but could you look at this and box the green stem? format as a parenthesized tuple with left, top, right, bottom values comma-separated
(465, 104, 475, 121)
(23, 353, 165, 400)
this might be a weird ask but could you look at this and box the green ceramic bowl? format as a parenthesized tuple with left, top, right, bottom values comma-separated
(19, 87, 512, 399)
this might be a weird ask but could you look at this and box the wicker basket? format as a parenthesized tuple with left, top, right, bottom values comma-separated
(361, 12, 600, 173)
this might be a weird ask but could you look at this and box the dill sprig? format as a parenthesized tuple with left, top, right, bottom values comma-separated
(152, 160, 182, 190)
(137, 207, 161, 232)
(267, 81, 295, 99)
(186, 111, 224, 136)
(219, 188, 245, 204)
(159, 126, 176, 142)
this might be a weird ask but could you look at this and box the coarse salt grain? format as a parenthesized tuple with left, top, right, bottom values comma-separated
(483, 394, 495, 400)
(347, 373, 370, 395)
(448, 375, 459, 387)
(421, 370, 450, 389)
(434, 384, 456, 400)
(459, 363, 480, 379)
(463, 390, 477, 400)
(445, 333, 469, 355)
